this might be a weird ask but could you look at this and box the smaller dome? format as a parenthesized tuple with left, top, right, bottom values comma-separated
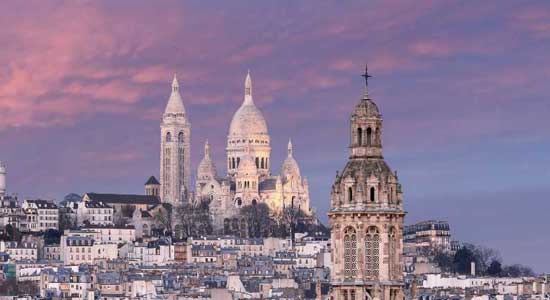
(197, 140, 217, 180)
(281, 139, 301, 181)
(353, 97, 380, 119)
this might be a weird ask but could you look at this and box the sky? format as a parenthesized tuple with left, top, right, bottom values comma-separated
(0, 0, 549, 272)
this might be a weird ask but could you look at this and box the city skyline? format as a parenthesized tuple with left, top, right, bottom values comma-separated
(0, 0, 549, 274)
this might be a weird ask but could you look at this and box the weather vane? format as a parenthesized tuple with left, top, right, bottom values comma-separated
(362, 63, 372, 88)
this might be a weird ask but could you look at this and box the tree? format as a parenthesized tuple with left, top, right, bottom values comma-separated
(240, 203, 273, 238)
(44, 229, 61, 245)
(120, 205, 136, 218)
(433, 251, 454, 273)
(63, 193, 82, 203)
(58, 207, 76, 232)
(502, 264, 535, 277)
(0, 279, 39, 295)
(487, 260, 502, 276)
(470, 244, 500, 275)
(153, 205, 173, 235)
(453, 246, 477, 275)
(4, 224, 21, 242)
(175, 202, 212, 239)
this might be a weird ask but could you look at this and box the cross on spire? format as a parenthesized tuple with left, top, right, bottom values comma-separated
(362, 63, 372, 88)
(361, 63, 372, 98)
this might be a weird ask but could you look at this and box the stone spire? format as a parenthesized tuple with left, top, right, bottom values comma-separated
(172, 74, 179, 92)
(244, 70, 253, 105)
(204, 139, 211, 158)
(164, 74, 186, 114)
(287, 139, 293, 156)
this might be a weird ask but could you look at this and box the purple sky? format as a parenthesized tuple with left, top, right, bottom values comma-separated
(1, 1, 549, 272)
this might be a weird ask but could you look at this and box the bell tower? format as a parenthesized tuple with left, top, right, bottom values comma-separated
(160, 75, 191, 206)
(329, 64, 405, 300)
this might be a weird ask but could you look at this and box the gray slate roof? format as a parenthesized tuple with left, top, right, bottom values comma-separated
(85, 193, 160, 205)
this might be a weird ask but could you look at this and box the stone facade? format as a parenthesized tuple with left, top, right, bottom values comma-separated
(160, 76, 191, 206)
(193, 72, 311, 232)
(329, 67, 405, 300)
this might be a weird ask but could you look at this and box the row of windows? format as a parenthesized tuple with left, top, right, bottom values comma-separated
(88, 209, 111, 214)
(348, 187, 376, 203)
(356, 127, 380, 147)
(228, 157, 269, 169)
(165, 132, 185, 143)
(347, 185, 397, 204)
(229, 139, 268, 145)
(70, 255, 92, 261)
(238, 181, 256, 189)
(343, 226, 398, 280)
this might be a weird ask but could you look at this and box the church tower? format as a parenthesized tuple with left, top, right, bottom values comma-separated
(0, 161, 6, 197)
(160, 75, 191, 206)
(329, 65, 405, 300)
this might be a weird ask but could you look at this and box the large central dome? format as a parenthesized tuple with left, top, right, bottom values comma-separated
(227, 71, 271, 177)
(228, 72, 268, 137)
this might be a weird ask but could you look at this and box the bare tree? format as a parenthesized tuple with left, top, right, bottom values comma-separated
(174, 202, 212, 239)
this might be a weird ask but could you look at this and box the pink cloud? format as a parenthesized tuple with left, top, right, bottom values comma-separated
(410, 41, 453, 56)
(226, 44, 274, 64)
(512, 8, 550, 38)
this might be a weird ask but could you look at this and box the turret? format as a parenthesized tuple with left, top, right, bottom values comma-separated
(0, 161, 5, 196)
(350, 64, 383, 159)
(145, 176, 160, 197)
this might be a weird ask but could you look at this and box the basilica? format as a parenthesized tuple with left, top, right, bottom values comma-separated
(157, 71, 311, 231)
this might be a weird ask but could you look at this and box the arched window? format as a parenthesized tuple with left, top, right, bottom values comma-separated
(237, 157, 240, 168)
(166, 132, 172, 142)
(370, 187, 375, 202)
(366, 127, 372, 146)
(178, 132, 184, 142)
(236, 198, 242, 206)
(252, 199, 257, 206)
(357, 127, 363, 145)
(232, 158, 236, 169)
(261, 158, 264, 169)
(348, 187, 353, 203)
(255, 157, 259, 168)
(388, 227, 397, 280)
(343, 227, 357, 278)
(365, 226, 380, 280)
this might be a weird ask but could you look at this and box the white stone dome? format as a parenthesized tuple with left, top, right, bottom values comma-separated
(228, 71, 268, 137)
(197, 140, 217, 180)
(281, 140, 301, 181)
